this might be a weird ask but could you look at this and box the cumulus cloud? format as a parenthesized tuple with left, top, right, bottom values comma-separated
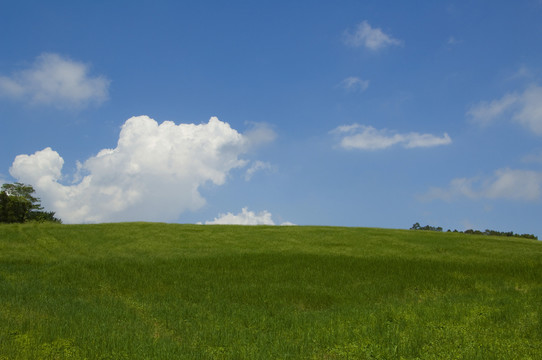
(0, 53, 109, 108)
(204, 207, 293, 225)
(424, 168, 542, 202)
(339, 77, 369, 92)
(468, 85, 542, 135)
(204, 207, 275, 225)
(9, 116, 268, 223)
(343, 21, 402, 51)
(332, 124, 452, 150)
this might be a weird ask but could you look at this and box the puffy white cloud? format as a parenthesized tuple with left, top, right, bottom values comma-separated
(468, 85, 542, 135)
(332, 124, 451, 150)
(204, 207, 293, 225)
(0, 53, 109, 108)
(339, 77, 369, 92)
(424, 168, 542, 202)
(204, 207, 275, 225)
(9, 116, 267, 223)
(10, 147, 64, 184)
(343, 21, 402, 51)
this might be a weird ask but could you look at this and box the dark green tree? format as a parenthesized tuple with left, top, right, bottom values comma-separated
(0, 183, 61, 223)
(410, 222, 421, 230)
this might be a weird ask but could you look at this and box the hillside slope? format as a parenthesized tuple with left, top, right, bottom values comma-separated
(1, 223, 541, 359)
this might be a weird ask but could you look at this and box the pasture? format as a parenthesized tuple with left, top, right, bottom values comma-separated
(0, 222, 541, 359)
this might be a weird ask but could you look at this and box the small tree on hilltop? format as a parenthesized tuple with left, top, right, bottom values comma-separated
(0, 183, 61, 223)
(410, 222, 421, 230)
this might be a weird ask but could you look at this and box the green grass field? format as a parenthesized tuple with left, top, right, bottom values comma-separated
(0, 222, 541, 359)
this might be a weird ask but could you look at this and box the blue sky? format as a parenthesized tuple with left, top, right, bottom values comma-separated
(1, 1, 542, 235)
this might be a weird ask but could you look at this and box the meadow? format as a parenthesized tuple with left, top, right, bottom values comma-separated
(0, 222, 541, 359)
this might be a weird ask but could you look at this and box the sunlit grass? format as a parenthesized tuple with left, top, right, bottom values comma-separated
(1, 222, 541, 359)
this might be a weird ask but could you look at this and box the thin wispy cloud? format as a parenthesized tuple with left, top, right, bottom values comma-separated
(447, 36, 462, 45)
(509, 66, 533, 80)
(9, 116, 273, 223)
(0, 53, 109, 108)
(468, 85, 542, 135)
(467, 93, 519, 126)
(242, 122, 277, 149)
(424, 168, 542, 202)
(245, 161, 275, 181)
(339, 76, 370, 92)
(343, 21, 402, 51)
(332, 124, 451, 150)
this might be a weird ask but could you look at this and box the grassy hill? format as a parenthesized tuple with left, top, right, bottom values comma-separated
(0, 222, 541, 359)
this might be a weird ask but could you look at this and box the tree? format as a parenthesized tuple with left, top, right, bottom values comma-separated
(410, 221, 537, 240)
(0, 183, 61, 223)
(410, 222, 421, 230)
(410, 223, 442, 232)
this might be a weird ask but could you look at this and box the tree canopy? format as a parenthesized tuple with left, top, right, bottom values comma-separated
(0, 183, 61, 223)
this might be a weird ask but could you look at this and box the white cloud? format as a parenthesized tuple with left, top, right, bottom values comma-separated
(468, 85, 542, 135)
(339, 77, 369, 92)
(343, 21, 402, 51)
(509, 65, 532, 80)
(204, 207, 275, 225)
(447, 36, 462, 45)
(514, 85, 542, 135)
(203, 207, 293, 225)
(0, 53, 109, 108)
(485, 168, 542, 200)
(332, 124, 452, 150)
(424, 168, 542, 202)
(467, 93, 519, 126)
(9, 116, 267, 223)
(243, 122, 277, 149)
(245, 161, 274, 181)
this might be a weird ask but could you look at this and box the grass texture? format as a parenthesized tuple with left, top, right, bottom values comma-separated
(0, 222, 541, 359)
